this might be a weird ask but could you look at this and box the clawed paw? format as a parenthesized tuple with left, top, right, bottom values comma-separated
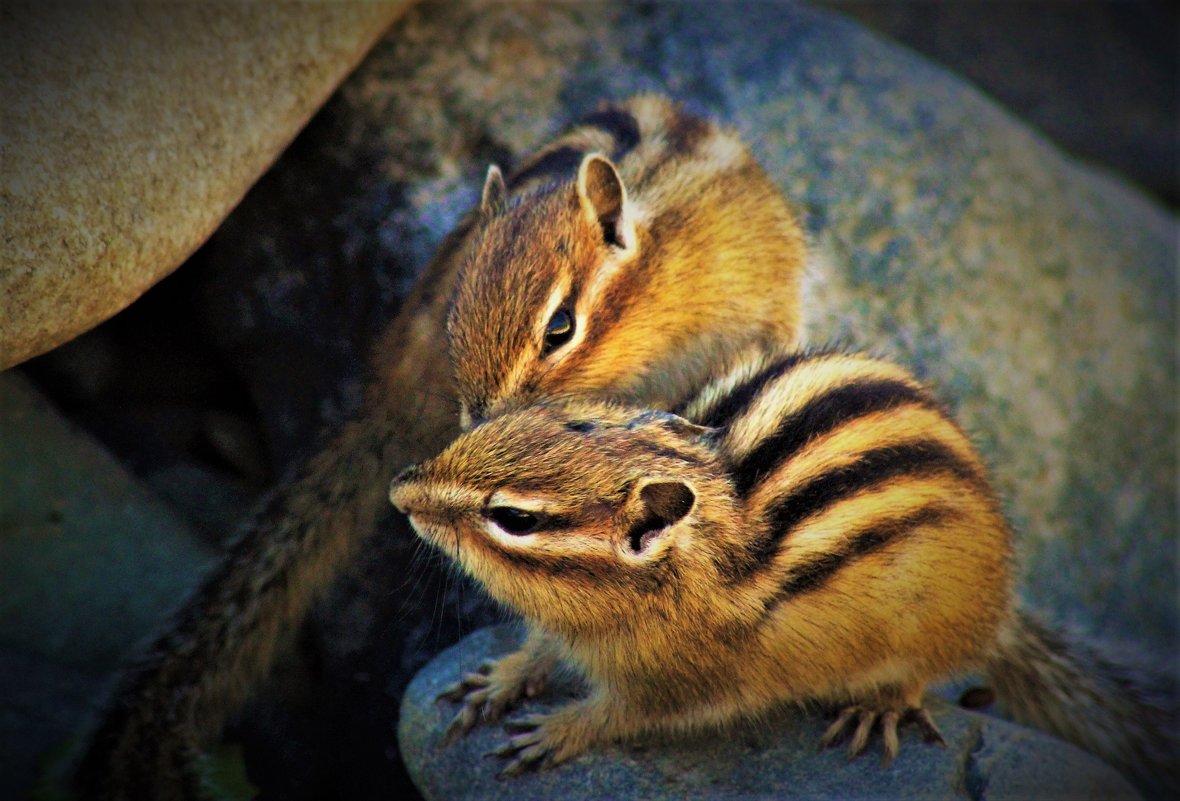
(818, 704, 945, 764)
(437, 661, 522, 745)
(484, 714, 561, 778)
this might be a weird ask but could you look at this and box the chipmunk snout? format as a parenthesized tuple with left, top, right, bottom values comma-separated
(389, 464, 422, 512)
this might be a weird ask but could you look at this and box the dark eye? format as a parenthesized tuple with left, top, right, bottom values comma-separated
(488, 507, 539, 534)
(542, 308, 575, 355)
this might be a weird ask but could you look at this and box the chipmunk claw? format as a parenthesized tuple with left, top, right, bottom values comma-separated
(493, 729, 553, 778)
(503, 713, 546, 733)
(439, 660, 536, 745)
(487, 713, 574, 777)
(819, 704, 945, 765)
(441, 694, 487, 746)
(437, 666, 493, 703)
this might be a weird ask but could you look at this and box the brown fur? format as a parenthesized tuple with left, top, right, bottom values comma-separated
(448, 94, 807, 425)
(393, 348, 1177, 791)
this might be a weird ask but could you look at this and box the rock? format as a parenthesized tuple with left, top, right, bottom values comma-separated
(0, 372, 215, 670)
(400, 626, 1143, 801)
(809, 1, 1178, 208)
(0, 2, 412, 369)
(0, 648, 107, 801)
(0, 371, 220, 798)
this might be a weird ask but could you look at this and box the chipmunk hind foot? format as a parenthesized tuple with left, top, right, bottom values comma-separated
(818, 687, 946, 765)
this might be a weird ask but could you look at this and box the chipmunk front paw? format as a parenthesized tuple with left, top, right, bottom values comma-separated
(437, 647, 552, 744)
(488, 710, 591, 778)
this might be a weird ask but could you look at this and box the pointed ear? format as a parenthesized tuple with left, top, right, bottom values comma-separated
(626, 479, 695, 554)
(480, 164, 507, 219)
(627, 410, 714, 443)
(576, 153, 631, 249)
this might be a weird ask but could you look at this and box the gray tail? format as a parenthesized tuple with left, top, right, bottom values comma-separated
(985, 609, 1178, 798)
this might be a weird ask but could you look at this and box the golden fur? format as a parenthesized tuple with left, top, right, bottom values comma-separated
(393, 348, 1177, 791)
(448, 94, 807, 426)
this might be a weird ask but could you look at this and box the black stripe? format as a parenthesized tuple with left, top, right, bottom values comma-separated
(768, 505, 951, 606)
(747, 439, 981, 569)
(509, 146, 584, 188)
(666, 111, 710, 155)
(577, 108, 641, 157)
(731, 378, 936, 497)
(691, 351, 816, 427)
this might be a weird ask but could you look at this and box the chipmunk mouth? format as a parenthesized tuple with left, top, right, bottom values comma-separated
(403, 512, 464, 552)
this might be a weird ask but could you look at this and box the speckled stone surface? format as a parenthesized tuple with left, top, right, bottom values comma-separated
(0, 2, 410, 369)
(400, 626, 1143, 801)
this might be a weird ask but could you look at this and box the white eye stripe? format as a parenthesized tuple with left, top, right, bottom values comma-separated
(536, 282, 571, 342)
(489, 491, 550, 513)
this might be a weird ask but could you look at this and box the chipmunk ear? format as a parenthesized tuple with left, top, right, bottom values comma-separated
(576, 153, 633, 250)
(626, 478, 695, 554)
(480, 164, 508, 219)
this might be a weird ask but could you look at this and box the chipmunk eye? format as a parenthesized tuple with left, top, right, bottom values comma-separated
(488, 507, 539, 534)
(542, 308, 575, 355)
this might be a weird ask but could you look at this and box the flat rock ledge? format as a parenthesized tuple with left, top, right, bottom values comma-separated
(400, 626, 1141, 801)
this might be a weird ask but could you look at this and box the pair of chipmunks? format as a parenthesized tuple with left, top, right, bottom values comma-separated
(77, 96, 1175, 798)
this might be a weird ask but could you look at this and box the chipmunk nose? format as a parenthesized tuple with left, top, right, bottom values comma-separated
(389, 464, 422, 512)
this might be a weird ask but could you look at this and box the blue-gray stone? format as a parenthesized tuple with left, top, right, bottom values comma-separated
(0, 372, 215, 800)
(0, 373, 214, 671)
(400, 627, 1142, 801)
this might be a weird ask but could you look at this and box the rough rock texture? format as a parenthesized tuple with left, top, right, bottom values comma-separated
(812, 1, 1178, 208)
(400, 627, 1143, 801)
(0, 2, 411, 369)
(0, 373, 215, 798)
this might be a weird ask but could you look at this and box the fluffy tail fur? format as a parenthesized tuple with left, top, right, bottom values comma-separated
(986, 608, 1178, 797)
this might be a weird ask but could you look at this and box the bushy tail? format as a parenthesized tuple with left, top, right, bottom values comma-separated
(985, 609, 1179, 798)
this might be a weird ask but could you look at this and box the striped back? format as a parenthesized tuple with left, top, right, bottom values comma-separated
(684, 349, 998, 588)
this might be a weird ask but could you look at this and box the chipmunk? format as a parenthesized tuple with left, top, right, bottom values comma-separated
(75, 95, 808, 800)
(448, 93, 807, 427)
(391, 347, 1178, 793)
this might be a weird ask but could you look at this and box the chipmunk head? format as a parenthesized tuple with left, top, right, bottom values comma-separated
(389, 402, 737, 633)
(448, 154, 643, 430)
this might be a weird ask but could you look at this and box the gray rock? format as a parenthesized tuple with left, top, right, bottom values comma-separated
(0, 372, 215, 672)
(400, 626, 1142, 801)
(0, 372, 217, 798)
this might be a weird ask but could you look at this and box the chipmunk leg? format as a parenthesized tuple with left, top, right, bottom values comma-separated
(818, 684, 945, 764)
(439, 628, 559, 744)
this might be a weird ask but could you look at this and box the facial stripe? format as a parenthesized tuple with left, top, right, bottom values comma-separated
(486, 280, 571, 412)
